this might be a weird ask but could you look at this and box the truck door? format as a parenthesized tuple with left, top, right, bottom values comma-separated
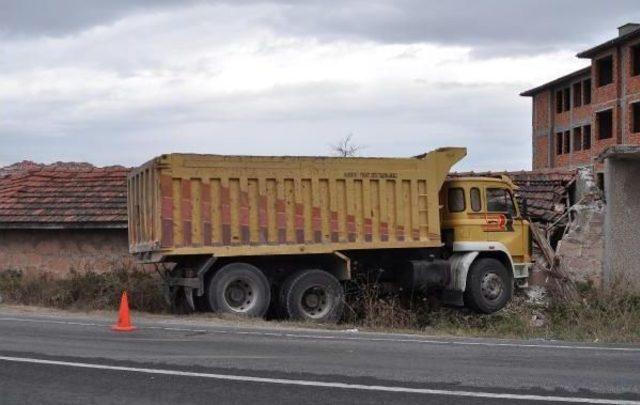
(484, 187, 527, 262)
(442, 185, 487, 243)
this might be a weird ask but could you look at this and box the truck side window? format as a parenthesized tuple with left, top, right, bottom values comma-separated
(448, 188, 465, 212)
(470, 187, 481, 212)
(486, 188, 516, 217)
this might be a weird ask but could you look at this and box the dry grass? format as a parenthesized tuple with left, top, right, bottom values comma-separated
(1, 269, 639, 343)
(343, 280, 640, 343)
(0, 266, 167, 313)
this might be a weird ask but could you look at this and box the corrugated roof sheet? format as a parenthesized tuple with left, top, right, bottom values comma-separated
(0, 161, 129, 229)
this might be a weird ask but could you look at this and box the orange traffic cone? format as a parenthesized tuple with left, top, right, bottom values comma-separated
(112, 291, 136, 332)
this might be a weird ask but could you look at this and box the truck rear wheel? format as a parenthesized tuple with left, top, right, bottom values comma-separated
(279, 269, 344, 323)
(207, 263, 271, 318)
(464, 258, 512, 314)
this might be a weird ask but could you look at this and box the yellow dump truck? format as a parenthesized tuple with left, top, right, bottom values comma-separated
(128, 147, 531, 321)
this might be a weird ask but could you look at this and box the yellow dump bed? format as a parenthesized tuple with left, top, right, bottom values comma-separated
(128, 147, 466, 262)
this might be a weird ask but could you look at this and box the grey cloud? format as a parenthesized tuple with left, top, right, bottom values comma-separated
(0, 79, 530, 170)
(1, 0, 197, 38)
(4, 0, 640, 55)
(267, 0, 640, 56)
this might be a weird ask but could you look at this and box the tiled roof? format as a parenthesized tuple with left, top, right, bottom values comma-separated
(0, 161, 129, 229)
(450, 169, 577, 223)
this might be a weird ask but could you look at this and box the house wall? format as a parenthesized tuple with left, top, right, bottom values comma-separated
(532, 91, 552, 169)
(0, 228, 141, 277)
(603, 158, 640, 289)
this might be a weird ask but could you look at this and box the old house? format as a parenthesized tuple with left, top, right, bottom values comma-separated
(0, 161, 134, 276)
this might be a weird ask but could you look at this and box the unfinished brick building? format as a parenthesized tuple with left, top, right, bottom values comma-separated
(522, 23, 640, 180)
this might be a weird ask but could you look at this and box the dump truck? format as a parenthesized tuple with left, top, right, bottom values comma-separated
(128, 147, 531, 321)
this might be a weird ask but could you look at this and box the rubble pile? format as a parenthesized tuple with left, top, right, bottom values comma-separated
(453, 167, 606, 300)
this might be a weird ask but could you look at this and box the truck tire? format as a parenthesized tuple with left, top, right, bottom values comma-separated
(464, 258, 512, 314)
(207, 263, 271, 318)
(279, 269, 344, 323)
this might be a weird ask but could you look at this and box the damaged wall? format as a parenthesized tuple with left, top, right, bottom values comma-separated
(555, 201, 605, 287)
(554, 167, 605, 287)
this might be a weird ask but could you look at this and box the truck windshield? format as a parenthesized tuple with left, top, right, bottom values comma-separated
(486, 188, 517, 217)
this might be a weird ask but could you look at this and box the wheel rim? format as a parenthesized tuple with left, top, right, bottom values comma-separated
(481, 272, 504, 302)
(300, 285, 333, 319)
(223, 278, 257, 313)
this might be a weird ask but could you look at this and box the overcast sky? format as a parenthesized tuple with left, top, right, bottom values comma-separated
(2, 1, 639, 171)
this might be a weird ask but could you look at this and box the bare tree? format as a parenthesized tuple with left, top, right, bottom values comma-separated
(330, 134, 363, 157)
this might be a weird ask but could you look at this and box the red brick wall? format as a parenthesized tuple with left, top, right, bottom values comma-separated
(623, 38, 640, 145)
(593, 103, 620, 151)
(529, 37, 640, 169)
(0, 229, 143, 277)
(532, 91, 552, 169)
(533, 92, 550, 131)
(533, 136, 548, 169)
(625, 39, 640, 95)
(592, 49, 620, 106)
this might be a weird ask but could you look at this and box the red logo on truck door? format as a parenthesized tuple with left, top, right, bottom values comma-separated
(482, 214, 514, 232)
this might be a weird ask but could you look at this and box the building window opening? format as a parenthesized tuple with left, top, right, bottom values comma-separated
(556, 132, 563, 155)
(632, 44, 640, 77)
(563, 87, 571, 111)
(583, 79, 592, 104)
(573, 82, 582, 107)
(596, 56, 613, 87)
(632, 102, 640, 133)
(583, 124, 592, 150)
(597, 109, 613, 140)
(556, 90, 563, 113)
(563, 131, 570, 154)
(573, 127, 582, 151)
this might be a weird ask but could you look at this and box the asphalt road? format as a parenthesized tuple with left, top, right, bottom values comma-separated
(0, 307, 639, 404)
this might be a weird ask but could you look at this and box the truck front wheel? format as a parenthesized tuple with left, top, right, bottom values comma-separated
(279, 269, 344, 323)
(464, 258, 512, 314)
(207, 263, 271, 318)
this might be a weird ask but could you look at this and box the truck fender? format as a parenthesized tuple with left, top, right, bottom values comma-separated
(448, 251, 480, 292)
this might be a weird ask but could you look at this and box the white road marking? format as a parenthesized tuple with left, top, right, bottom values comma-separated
(1, 315, 639, 353)
(0, 355, 637, 404)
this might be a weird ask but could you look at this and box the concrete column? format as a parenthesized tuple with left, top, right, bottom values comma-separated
(603, 158, 640, 289)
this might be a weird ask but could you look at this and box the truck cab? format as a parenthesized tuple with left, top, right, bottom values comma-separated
(439, 176, 532, 312)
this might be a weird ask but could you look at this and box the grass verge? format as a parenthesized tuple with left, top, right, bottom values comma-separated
(1, 269, 638, 343)
(0, 267, 166, 313)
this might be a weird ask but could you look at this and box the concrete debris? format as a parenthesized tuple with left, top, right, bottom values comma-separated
(527, 166, 606, 297)
(555, 167, 604, 287)
(524, 286, 548, 306)
(555, 201, 605, 286)
(530, 313, 546, 328)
